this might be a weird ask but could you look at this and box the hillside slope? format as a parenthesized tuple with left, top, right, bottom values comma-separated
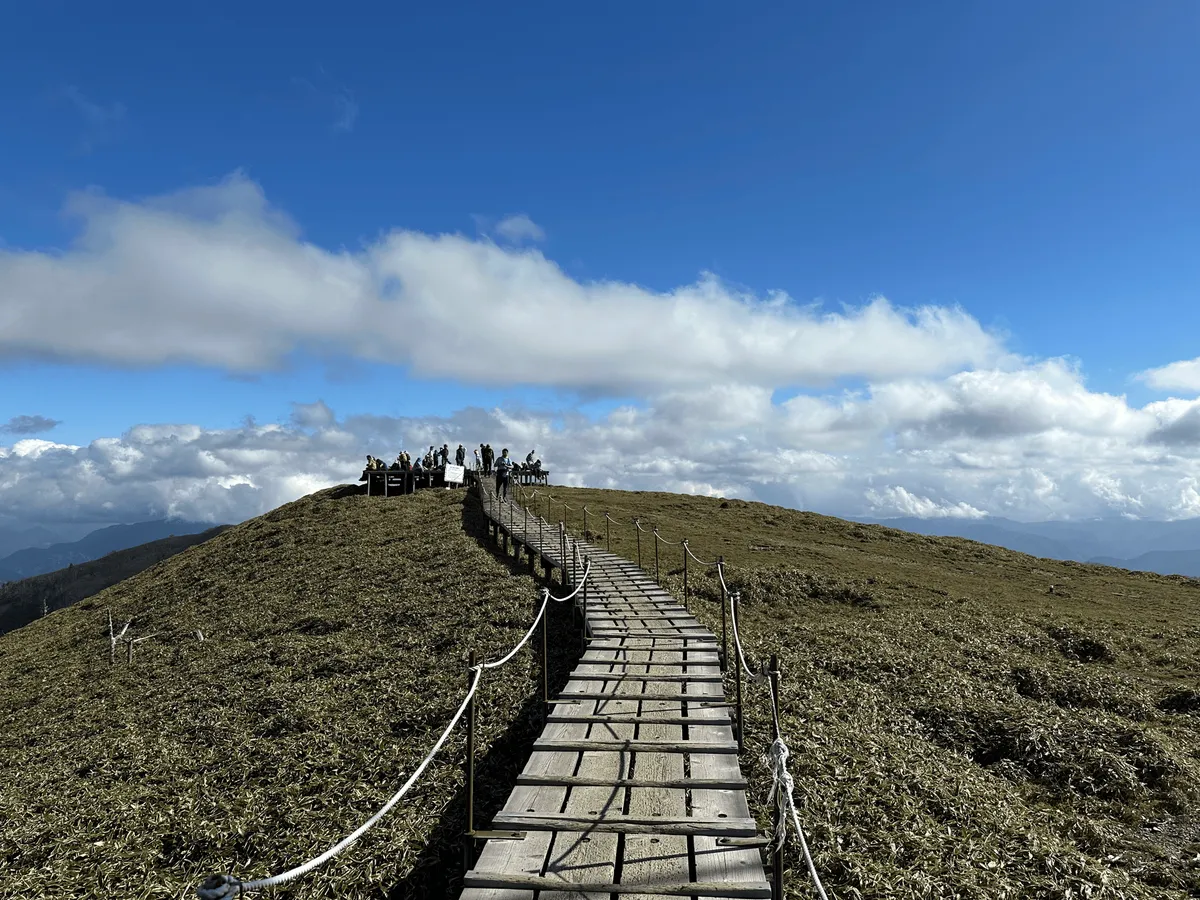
(0, 526, 233, 636)
(533, 486, 1200, 899)
(0, 486, 568, 900)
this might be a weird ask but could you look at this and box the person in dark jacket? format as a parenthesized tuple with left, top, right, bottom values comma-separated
(494, 448, 514, 499)
(455, 444, 466, 466)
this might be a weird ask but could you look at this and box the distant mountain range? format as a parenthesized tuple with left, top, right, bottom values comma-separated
(0, 524, 65, 560)
(0, 520, 218, 583)
(853, 515, 1200, 577)
(0, 526, 232, 636)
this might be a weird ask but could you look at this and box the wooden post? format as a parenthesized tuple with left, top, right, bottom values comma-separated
(541, 600, 550, 720)
(769, 654, 783, 900)
(606, 514, 611, 552)
(635, 520, 641, 569)
(583, 506, 588, 538)
(682, 540, 689, 611)
(735, 592, 744, 753)
(559, 522, 567, 589)
(654, 527, 660, 582)
(126, 638, 133, 665)
(464, 650, 476, 872)
(719, 558, 727, 672)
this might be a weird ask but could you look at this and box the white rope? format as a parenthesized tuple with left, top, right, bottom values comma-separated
(768, 738, 830, 900)
(682, 540, 717, 567)
(728, 590, 766, 683)
(197, 666, 483, 898)
(481, 595, 548, 670)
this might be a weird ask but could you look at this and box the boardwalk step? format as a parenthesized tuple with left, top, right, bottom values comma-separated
(546, 713, 729, 725)
(533, 739, 739, 753)
(490, 813, 758, 837)
(462, 873, 771, 898)
(515, 774, 745, 789)
(568, 673, 723, 683)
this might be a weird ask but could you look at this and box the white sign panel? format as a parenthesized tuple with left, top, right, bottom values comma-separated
(443, 464, 465, 484)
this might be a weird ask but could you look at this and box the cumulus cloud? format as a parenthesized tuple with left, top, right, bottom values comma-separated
(1137, 356, 1200, 394)
(865, 486, 987, 519)
(291, 400, 336, 429)
(0, 174, 1006, 393)
(2, 415, 60, 435)
(493, 214, 546, 244)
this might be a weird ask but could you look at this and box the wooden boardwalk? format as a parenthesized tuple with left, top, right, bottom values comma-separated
(462, 485, 770, 899)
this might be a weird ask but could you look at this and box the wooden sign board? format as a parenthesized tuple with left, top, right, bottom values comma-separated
(444, 464, 465, 484)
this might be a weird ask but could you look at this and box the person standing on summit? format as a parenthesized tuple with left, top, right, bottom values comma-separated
(494, 448, 514, 500)
(455, 444, 466, 467)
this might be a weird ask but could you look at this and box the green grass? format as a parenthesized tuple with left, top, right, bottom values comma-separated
(526, 484, 1200, 899)
(3, 481, 1198, 899)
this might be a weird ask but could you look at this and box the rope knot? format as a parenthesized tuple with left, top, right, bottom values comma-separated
(196, 874, 243, 899)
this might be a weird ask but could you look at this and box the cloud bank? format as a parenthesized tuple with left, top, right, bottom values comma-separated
(3, 174, 1200, 528)
(0, 173, 1005, 393)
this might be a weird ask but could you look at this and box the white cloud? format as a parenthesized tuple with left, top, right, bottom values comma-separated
(0, 174, 1005, 393)
(1137, 356, 1200, 394)
(291, 400, 336, 429)
(493, 214, 546, 244)
(865, 486, 987, 519)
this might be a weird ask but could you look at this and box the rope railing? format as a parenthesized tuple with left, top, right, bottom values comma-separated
(196, 486, 592, 899)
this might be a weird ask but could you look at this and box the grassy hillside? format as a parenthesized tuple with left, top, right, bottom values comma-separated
(529, 485, 1200, 899)
(0, 526, 232, 636)
(4, 481, 1198, 899)
(0, 486, 574, 900)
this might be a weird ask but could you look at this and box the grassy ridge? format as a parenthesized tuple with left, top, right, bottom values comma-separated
(0, 486, 570, 899)
(527, 485, 1200, 899)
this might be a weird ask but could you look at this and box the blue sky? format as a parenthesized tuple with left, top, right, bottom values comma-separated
(3, 3, 1200, 527)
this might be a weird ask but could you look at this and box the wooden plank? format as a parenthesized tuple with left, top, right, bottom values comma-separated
(533, 740, 739, 754)
(515, 775, 746, 790)
(566, 673, 723, 683)
(546, 715, 729, 726)
(462, 874, 771, 898)
(491, 813, 757, 837)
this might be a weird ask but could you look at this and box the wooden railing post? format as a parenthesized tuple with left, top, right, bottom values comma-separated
(653, 527, 660, 582)
(770, 654, 783, 900)
(682, 540, 689, 611)
(734, 591, 744, 752)
(718, 558, 727, 672)
(635, 520, 641, 569)
(463, 649, 477, 873)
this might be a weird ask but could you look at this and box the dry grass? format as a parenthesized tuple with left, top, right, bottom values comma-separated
(0, 486, 571, 900)
(531, 485, 1200, 899)
(4, 481, 1199, 899)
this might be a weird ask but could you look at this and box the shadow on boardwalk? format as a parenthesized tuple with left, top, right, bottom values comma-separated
(384, 490, 577, 899)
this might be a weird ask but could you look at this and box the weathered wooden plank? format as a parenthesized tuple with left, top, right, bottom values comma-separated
(461, 874, 771, 898)
(533, 739, 739, 754)
(515, 775, 746, 790)
(566, 673, 723, 683)
(546, 715, 729, 726)
(491, 813, 757, 837)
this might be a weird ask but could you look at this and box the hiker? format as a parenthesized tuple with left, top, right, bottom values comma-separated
(526, 450, 535, 466)
(481, 443, 492, 475)
(456, 444, 466, 466)
(494, 448, 514, 500)
(440, 444, 450, 466)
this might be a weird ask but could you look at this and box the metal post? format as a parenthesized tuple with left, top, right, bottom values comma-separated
(524, 502, 529, 540)
(769, 654, 783, 900)
(654, 528, 660, 582)
(682, 540, 689, 611)
(464, 649, 477, 872)
(719, 558, 727, 672)
(572, 541, 579, 593)
(606, 514, 611, 551)
(539, 515, 545, 575)
(583, 506, 588, 538)
(635, 520, 641, 569)
(735, 592, 744, 753)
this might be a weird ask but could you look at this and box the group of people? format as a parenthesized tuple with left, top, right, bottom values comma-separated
(365, 443, 469, 473)
(477, 444, 544, 477)
(363, 442, 546, 499)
